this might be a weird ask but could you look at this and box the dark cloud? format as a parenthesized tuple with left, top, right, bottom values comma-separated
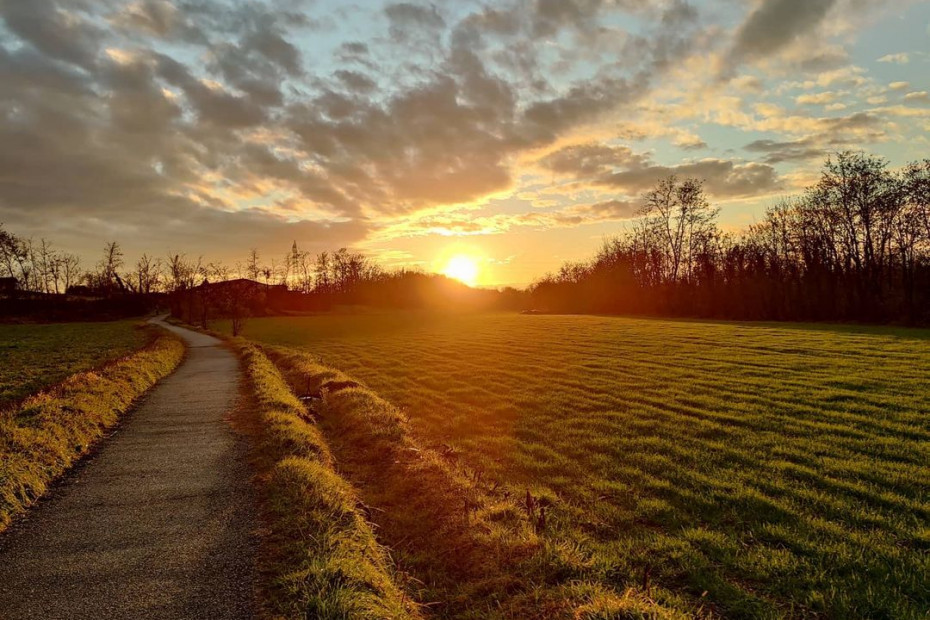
(385, 3, 445, 30)
(334, 70, 377, 94)
(0, 0, 102, 68)
(538, 144, 649, 177)
(155, 53, 267, 127)
(541, 143, 781, 198)
(729, 0, 836, 64)
(600, 159, 781, 198)
(242, 27, 302, 76)
(744, 139, 825, 164)
(744, 111, 887, 164)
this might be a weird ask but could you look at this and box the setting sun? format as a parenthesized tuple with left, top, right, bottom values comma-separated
(442, 254, 480, 287)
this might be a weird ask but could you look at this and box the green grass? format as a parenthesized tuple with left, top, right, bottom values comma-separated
(0, 329, 184, 532)
(222, 313, 930, 619)
(0, 321, 150, 410)
(233, 341, 420, 620)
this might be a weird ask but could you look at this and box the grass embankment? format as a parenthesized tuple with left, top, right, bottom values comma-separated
(0, 320, 149, 409)
(234, 341, 419, 620)
(266, 346, 680, 619)
(0, 327, 184, 532)
(225, 313, 930, 619)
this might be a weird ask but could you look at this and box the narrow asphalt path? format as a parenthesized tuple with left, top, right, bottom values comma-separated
(0, 318, 257, 619)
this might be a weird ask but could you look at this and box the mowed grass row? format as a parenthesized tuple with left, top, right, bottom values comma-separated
(0, 321, 150, 409)
(233, 341, 419, 619)
(267, 344, 690, 619)
(224, 313, 930, 619)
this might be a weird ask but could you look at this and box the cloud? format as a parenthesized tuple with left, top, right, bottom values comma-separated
(1, 0, 103, 69)
(878, 53, 910, 64)
(744, 138, 826, 164)
(540, 143, 781, 198)
(729, 0, 837, 65)
(0, 0, 923, 272)
(385, 3, 445, 31)
(599, 159, 781, 198)
(111, 0, 202, 42)
(796, 91, 841, 106)
(538, 144, 649, 177)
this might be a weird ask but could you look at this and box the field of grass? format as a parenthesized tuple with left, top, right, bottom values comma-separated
(0, 321, 150, 409)
(227, 313, 930, 619)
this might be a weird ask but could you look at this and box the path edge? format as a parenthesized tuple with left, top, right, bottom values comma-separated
(0, 320, 186, 533)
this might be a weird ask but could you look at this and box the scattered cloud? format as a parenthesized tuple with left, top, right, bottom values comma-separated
(539, 143, 782, 199)
(878, 53, 910, 64)
(0, 0, 925, 280)
(796, 91, 841, 106)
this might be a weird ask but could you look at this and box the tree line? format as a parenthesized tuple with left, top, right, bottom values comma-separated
(2, 223, 513, 325)
(0, 228, 390, 298)
(8, 149, 929, 326)
(0, 229, 83, 294)
(531, 151, 930, 324)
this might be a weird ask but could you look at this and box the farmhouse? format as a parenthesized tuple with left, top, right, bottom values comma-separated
(198, 278, 287, 294)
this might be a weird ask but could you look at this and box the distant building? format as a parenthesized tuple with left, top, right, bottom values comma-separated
(0, 277, 19, 294)
(197, 278, 288, 294)
(66, 284, 94, 297)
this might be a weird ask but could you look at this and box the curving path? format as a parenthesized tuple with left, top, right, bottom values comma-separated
(0, 318, 257, 619)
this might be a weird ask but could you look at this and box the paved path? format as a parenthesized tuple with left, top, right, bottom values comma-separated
(0, 318, 257, 619)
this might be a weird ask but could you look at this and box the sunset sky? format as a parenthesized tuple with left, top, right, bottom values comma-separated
(1, 0, 928, 287)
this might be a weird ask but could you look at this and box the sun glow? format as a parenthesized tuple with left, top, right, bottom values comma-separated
(442, 254, 481, 286)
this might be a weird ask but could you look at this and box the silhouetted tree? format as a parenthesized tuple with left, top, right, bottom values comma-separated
(531, 152, 930, 325)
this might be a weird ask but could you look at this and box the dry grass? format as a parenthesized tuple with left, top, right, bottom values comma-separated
(221, 312, 930, 619)
(0, 328, 184, 532)
(233, 341, 420, 620)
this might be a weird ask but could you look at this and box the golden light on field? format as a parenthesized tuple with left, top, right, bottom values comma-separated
(442, 254, 480, 286)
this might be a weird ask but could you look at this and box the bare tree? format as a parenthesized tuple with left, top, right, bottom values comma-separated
(640, 176, 717, 284)
(0, 225, 31, 291)
(61, 253, 82, 292)
(89, 241, 126, 294)
(903, 159, 930, 238)
(134, 254, 162, 294)
(246, 249, 261, 281)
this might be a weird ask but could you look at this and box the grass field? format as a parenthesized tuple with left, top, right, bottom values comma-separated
(227, 313, 930, 618)
(0, 321, 150, 409)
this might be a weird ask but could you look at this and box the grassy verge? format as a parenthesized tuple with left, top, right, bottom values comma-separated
(233, 341, 420, 620)
(0, 328, 185, 533)
(264, 346, 682, 619)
